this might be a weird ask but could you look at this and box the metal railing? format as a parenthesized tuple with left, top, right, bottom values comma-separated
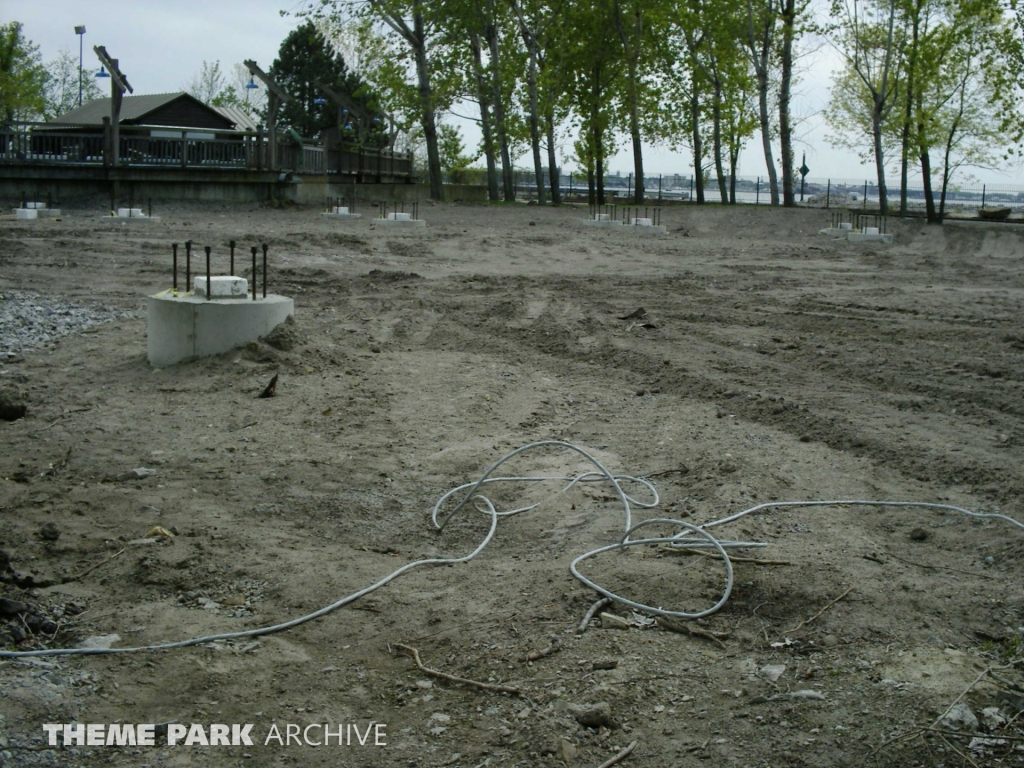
(491, 168, 1024, 212)
(329, 144, 415, 179)
(0, 121, 415, 181)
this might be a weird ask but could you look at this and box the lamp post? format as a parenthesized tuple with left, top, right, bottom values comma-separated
(75, 25, 86, 107)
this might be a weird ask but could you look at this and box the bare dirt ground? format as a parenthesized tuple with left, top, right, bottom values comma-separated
(1, 199, 1023, 768)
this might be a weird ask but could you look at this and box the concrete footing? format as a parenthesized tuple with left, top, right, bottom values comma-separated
(819, 227, 850, 239)
(582, 218, 623, 228)
(372, 212, 426, 228)
(102, 214, 162, 223)
(847, 231, 893, 244)
(12, 204, 61, 218)
(820, 226, 892, 244)
(627, 223, 667, 235)
(320, 206, 362, 221)
(194, 276, 249, 299)
(147, 293, 294, 367)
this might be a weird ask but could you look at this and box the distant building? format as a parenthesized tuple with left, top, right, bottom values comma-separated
(30, 92, 260, 166)
(48, 92, 257, 137)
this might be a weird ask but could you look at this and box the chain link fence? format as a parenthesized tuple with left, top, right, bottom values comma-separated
(445, 168, 1024, 213)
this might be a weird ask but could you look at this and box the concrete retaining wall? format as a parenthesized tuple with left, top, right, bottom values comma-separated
(0, 167, 487, 205)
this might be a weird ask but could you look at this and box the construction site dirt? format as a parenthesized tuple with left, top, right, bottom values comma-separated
(1, 200, 1023, 768)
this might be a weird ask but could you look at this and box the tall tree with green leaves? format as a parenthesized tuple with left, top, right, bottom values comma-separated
(309, 1, 452, 198)
(508, 0, 565, 204)
(828, 0, 907, 214)
(911, 0, 1019, 221)
(610, 0, 671, 204)
(743, 0, 782, 205)
(484, 0, 518, 200)
(681, 0, 757, 203)
(0, 22, 46, 122)
(778, 0, 802, 206)
(268, 21, 373, 139)
(560, 0, 622, 204)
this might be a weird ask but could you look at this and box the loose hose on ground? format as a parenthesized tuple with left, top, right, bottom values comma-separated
(1, 440, 1021, 659)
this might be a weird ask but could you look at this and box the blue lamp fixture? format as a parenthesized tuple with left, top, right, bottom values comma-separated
(314, 96, 327, 106)
(95, 65, 110, 78)
(245, 77, 259, 90)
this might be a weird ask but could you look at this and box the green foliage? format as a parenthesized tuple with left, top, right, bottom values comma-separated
(828, 0, 1021, 200)
(438, 122, 475, 170)
(0, 21, 46, 121)
(268, 20, 384, 142)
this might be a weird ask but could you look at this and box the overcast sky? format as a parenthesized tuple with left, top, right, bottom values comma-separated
(12, 1, 1024, 187)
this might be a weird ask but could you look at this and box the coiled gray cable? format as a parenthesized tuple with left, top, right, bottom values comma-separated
(1, 440, 1020, 658)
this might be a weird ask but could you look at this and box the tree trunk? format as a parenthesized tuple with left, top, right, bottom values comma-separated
(756, 67, 780, 205)
(587, 160, 596, 205)
(411, 13, 443, 201)
(484, 0, 515, 201)
(470, 30, 499, 202)
(920, 145, 938, 223)
(628, 95, 645, 204)
(690, 87, 705, 204)
(525, 46, 546, 204)
(729, 145, 739, 204)
(545, 106, 560, 205)
(779, 0, 796, 207)
(938, 118, 962, 224)
(899, 8, 919, 217)
(712, 86, 728, 204)
(746, 1, 780, 206)
(871, 100, 889, 215)
(591, 67, 606, 206)
(898, 94, 911, 216)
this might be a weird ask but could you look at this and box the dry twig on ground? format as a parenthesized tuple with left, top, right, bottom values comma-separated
(594, 740, 638, 768)
(657, 616, 729, 649)
(393, 643, 520, 695)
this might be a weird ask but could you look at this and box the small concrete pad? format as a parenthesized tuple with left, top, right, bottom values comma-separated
(102, 213, 162, 223)
(372, 212, 426, 228)
(626, 222, 667, 235)
(320, 206, 361, 221)
(147, 293, 294, 367)
(13, 203, 60, 217)
(818, 227, 850, 239)
(194, 276, 249, 299)
(582, 218, 623, 228)
(847, 231, 893, 244)
(14, 209, 37, 220)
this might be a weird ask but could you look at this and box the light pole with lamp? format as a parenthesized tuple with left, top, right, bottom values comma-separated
(74, 25, 86, 107)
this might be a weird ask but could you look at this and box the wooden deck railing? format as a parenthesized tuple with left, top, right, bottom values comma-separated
(0, 122, 415, 181)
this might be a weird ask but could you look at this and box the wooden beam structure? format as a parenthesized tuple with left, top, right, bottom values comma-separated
(243, 60, 289, 171)
(93, 46, 132, 167)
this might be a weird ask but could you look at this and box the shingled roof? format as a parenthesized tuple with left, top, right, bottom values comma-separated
(49, 92, 252, 132)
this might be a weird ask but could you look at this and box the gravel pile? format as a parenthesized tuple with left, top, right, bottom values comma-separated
(0, 291, 136, 359)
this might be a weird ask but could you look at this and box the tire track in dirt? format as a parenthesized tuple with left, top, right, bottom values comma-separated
(417, 277, 1023, 507)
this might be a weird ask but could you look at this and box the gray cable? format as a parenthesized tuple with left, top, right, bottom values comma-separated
(2, 441, 1021, 659)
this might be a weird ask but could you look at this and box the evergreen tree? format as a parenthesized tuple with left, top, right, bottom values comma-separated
(268, 20, 383, 142)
